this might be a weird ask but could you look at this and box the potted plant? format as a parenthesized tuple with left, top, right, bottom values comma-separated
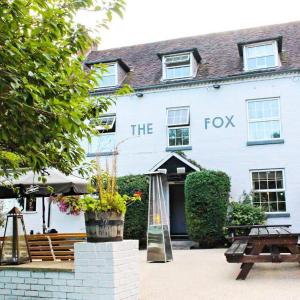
(80, 162, 141, 242)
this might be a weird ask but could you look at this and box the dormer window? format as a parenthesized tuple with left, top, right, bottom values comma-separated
(163, 53, 192, 80)
(96, 63, 117, 87)
(238, 37, 282, 72)
(86, 59, 130, 89)
(158, 48, 201, 81)
(244, 41, 279, 71)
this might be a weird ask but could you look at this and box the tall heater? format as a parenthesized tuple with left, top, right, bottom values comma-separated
(147, 172, 173, 262)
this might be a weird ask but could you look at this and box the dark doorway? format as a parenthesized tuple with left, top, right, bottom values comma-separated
(169, 184, 187, 235)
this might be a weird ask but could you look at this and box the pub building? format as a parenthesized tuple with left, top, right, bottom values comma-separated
(2, 21, 300, 237)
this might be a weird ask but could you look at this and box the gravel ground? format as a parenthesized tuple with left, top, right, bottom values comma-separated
(139, 249, 300, 300)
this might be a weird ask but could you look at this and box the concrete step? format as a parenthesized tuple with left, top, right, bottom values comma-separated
(171, 240, 198, 250)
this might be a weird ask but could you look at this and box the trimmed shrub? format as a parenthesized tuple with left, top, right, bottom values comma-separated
(185, 170, 231, 247)
(226, 200, 266, 237)
(117, 175, 149, 248)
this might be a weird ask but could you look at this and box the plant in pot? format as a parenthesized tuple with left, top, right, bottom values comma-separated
(80, 161, 141, 243)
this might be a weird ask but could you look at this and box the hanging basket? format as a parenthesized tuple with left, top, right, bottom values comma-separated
(84, 212, 124, 243)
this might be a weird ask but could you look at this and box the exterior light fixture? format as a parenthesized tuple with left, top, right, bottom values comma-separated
(0, 207, 31, 265)
(177, 167, 186, 174)
(136, 92, 144, 98)
(213, 84, 221, 89)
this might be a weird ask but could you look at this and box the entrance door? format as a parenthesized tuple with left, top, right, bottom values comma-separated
(169, 184, 187, 235)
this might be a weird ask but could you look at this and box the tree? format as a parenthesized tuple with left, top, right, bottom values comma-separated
(0, 0, 127, 179)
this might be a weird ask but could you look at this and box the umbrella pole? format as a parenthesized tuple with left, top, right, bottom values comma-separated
(47, 198, 52, 229)
(42, 196, 46, 234)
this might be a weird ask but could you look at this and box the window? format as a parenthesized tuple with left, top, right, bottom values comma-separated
(163, 53, 192, 80)
(167, 107, 190, 147)
(244, 41, 279, 71)
(90, 115, 116, 131)
(251, 170, 286, 212)
(95, 63, 117, 87)
(17, 195, 37, 212)
(247, 98, 281, 141)
(88, 133, 116, 154)
(87, 114, 116, 155)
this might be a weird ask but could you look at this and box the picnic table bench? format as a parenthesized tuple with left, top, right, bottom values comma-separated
(225, 225, 300, 280)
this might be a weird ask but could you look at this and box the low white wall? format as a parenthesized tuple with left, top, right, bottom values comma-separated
(0, 240, 139, 300)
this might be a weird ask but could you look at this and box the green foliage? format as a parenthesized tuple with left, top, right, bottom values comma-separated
(185, 170, 231, 247)
(0, 200, 5, 228)
(225, 193, 266, 235)
(117, 175, 149, 248)
(0, 0, 126, 179)
(80, 191, 140, 215)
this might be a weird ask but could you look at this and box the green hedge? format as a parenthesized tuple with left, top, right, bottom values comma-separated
(117, 175, 149, 248)
(185, 170, 231, 247)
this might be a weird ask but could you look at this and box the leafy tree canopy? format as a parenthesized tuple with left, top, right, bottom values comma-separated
(0, 0, 127, 179)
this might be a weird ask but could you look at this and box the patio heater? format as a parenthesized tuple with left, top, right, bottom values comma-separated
(147, 172, 173, 262)
(0, 207, 31, 265)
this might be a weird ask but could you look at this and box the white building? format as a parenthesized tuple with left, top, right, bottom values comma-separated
(4, 21, 300, 237)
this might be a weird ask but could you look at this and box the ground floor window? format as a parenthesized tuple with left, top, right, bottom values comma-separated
(251, 169, 286, 212)
(18, 195, 37, 212)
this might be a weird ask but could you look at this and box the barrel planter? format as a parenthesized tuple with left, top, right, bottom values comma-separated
(84, 211, 124, 242)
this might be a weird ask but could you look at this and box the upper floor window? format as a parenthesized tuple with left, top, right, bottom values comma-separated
(163, 53, 192, 80)
(244, 41, 280, 71)
(95, 63, 117, 87)
(167, 107, 190, 147)
(247, 98, 281, 142)
(251, 169, 286, 212)
(86, 114, 116, 155)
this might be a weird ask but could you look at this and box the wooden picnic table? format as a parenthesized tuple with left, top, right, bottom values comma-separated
(225, 225, 300, 280)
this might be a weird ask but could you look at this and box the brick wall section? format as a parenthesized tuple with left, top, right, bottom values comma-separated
(0, 240, 139, 300)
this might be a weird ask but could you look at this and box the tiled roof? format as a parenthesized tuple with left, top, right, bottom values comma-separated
(86, 21, 300, 90)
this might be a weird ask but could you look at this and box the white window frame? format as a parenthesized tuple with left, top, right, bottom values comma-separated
(162, 52, 193, 80)
(87, 132, 116, 154)
(166, 107, 190, 126)
(250, 169, 286, 213)
(91, 115, 116, 131)
(94, 62, 118, 88)
(167, 126, 191, 147)
(246, 97, 282, 142)
(166, 106, 191, 147)
(243, 41, 280, 71)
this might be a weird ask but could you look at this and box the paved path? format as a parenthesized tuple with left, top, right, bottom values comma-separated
(139, 248, 300, 300)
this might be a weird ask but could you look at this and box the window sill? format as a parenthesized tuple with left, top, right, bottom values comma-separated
(166, 146, 192, 152)
(21, 211, 38, 215)
(265, 212, 290, 218)
(86, 151, 116, 157)
(247, 139, 284, 146)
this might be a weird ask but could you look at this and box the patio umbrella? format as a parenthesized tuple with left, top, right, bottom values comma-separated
(0, 169, 88, 233)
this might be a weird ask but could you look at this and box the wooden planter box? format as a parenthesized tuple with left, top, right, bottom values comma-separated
(84, 212, 124, 243)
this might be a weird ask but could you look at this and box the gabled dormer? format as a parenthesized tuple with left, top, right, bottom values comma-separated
(157, 48, 201, 81)
(238, 36, 282, 72)
(85, 59, 130, 88)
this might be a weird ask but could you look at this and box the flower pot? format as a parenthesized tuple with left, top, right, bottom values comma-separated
(84, 212, 124, 243)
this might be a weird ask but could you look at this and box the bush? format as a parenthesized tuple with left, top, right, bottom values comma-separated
(185, 170, 230, 247)
(117, 175, 149, 248)
(226, 198, 266, 238)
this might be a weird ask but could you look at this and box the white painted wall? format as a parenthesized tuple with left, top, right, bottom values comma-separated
(2, 74, 300, 234)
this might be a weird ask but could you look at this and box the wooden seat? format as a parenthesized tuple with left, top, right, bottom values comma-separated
(225, 240, 248, 263)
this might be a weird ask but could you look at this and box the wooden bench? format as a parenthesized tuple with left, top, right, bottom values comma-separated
(28, 233, 87, 261)
(1, 233, 87, 261)
(225, 240, 248, 263)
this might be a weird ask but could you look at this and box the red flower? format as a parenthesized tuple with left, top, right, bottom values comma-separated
(134, 191, 142, 197)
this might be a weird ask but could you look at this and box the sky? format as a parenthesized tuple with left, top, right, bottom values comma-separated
(76, 0, 300, 50)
